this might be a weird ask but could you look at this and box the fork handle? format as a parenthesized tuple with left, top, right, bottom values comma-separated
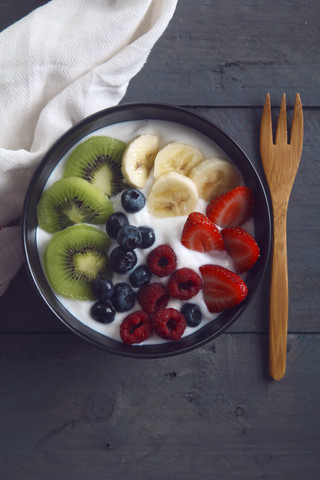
(269, 208, 289, 380)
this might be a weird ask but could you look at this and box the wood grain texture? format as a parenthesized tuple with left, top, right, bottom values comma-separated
(0, 333, 319, 480)
(2, 1, 318, 106)
(0, 1, 49, 31)
(260, 93, 304, 380)
(122, 0, 320, 107)
(0, 2, 319, 479)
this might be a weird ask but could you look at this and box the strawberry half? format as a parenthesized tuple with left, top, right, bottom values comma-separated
(221, 227, 260, 273)
(206, 186, 254, 228)
(199, 264, 248, 313)
(181, 211, 225, 252)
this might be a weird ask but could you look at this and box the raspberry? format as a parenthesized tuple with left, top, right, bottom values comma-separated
(151, 308, 186, 341)
(137, 283, 169, 313)
(147, 244, 177, 277)
(120, 311, 152, 344)
(168, 268, 203, 300)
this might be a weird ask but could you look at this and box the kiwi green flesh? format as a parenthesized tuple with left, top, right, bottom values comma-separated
(37, 177, 114, 233)
(44, 224, 111, 300)
(64, 136, 127, 197)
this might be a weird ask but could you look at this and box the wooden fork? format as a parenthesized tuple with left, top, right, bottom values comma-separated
(260, 93, 303, 381)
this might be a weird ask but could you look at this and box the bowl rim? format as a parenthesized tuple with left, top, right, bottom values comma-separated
(22, 102, 272, 358)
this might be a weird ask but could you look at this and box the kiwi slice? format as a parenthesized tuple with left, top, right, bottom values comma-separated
(44, 224, 111, 300)
(37, 177, 114, 233)
(63, 136, 127, 197)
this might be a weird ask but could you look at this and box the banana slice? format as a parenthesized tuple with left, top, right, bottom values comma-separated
(121, 134, 159, 188)
(154, 142, 204, 178)
(147, 171, 199, 217)
(189, 157, 242, 201)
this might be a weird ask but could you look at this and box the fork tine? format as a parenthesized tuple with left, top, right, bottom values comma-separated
(260, 93, 273, 147)
(289, 93, 304, 156)
(275, 93, 287, 145)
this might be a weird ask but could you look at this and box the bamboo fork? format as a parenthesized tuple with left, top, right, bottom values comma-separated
(260, 93, 303, 381)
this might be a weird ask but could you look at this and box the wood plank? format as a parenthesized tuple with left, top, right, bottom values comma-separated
(0, 4, 318, 480)
(122, 0, 320, 107)
(1, 1, 319, 107)
(0, 107, 318, 334)
(0, 1, 49, 31)
(0, 265, 67, 333)
(0, 333, 319, 480)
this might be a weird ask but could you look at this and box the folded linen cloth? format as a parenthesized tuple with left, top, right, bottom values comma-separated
(0, 0, 178, 296)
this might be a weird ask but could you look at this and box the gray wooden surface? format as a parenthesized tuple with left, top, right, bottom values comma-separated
(1, 1, 320, 479)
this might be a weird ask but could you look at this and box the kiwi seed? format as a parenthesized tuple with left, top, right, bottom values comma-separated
(37, 176, 114, 233)
(63, 136, 127, 197)
(44, 224, 111, 300)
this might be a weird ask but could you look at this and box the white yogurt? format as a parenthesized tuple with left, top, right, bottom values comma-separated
(36, 119, 253, 345)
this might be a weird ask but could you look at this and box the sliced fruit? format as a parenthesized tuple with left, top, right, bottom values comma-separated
(121, 134, 159, 188)
(221, 227, 260, 273)
(199, 264, 248, 313)
(181, 211, 225, 252)
(206, 186, 254, 228)
(153, 142, 204, 178)
(189, 157, 242, 202)
(44, 224, 111, 300)
(37, 176, 114, 233)
(63, 136, 127, 196)
(147, 171, 198, 217)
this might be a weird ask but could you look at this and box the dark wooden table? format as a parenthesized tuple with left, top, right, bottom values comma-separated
(1, 2, 319, 479)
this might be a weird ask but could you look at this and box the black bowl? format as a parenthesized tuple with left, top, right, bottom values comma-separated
(22, 103, 271, 358)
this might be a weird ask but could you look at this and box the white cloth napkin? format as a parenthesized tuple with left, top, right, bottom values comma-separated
(0, 0, 178, 296)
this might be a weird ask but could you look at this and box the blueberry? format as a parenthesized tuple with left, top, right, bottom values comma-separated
(91, 277, 114, 301)
(111, 282, 136, 312)
(91, 301, 115, 323)
(139, 226, 156, 248)
(116, 225, 142, 250)
(121, 189, 146, 213)
(106, 212, 129, 238)
(109, 247, 137, 273)
(181, 303, 202, 327)
(129, 265, 152, 288)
